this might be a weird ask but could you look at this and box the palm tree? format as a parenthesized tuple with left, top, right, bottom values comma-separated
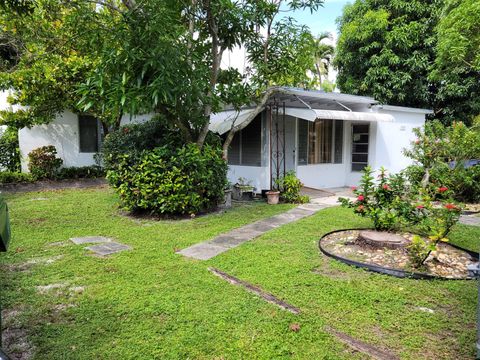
(313, 32, 334, 86)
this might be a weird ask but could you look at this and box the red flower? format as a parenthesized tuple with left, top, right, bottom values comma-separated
(444, 203, 457, 210)
(357, 195, 365, 201)
(351, 186, 357, 191)
(416, 205, 424, 209)
(357, 205, 365, 212)
(415, 139, 421, 145)
(438, 187, 448, 193)
(123, 127, 130, 134)
(382, 184, 390, 190)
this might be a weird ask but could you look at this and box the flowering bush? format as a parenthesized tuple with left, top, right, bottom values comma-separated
(340, 166, 462, 268)
(339, 166, 410, 231)
(403, 120, 480, 203)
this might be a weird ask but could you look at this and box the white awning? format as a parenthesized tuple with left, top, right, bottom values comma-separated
(282, 108, 394, 122)
(209, 107, 394, 135)
(209, 109, 259, 135)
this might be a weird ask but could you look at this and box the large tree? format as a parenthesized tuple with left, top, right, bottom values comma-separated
(334, 0, 479, 124)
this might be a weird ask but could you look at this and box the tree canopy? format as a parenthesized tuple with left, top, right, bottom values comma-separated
(0, 0, 324, 148)
(334, 0, 480, 125)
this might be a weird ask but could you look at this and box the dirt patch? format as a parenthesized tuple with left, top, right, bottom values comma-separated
(0, 178, 107, 194)
(26, 218, 47, 226)
(35, 283, 69, 295)
(3, 255, 64, 272)
(1, 328, 35, 360)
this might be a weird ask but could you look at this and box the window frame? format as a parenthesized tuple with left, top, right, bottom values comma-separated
(350, 123, 370, 172)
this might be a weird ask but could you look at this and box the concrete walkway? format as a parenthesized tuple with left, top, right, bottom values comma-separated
(459, 214, 480, 227)
(178, 193, 349, 260)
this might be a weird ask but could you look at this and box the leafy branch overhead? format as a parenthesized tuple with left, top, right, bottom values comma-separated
(0, 0, 325, 149)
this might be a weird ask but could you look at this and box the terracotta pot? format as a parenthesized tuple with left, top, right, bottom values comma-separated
(266, 191, 280, 205)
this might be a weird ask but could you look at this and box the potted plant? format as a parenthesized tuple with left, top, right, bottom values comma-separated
(266, 189, 280, 205)
(232, 177, 255, 201)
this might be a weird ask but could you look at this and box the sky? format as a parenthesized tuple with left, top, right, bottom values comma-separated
(284, 0, 352, 38)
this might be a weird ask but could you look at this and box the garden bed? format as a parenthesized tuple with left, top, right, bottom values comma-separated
(0, 178, 107, 193)
(319, 229, 479, 279)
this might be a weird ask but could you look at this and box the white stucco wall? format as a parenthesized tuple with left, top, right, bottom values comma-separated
(17, 110, 154, 172)
(371, 110, 426, 173)
(227, 165, 269, 192)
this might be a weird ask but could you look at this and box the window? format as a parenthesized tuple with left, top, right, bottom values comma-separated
(79, 115, 100, 153)
(351, 124, 369, 171)
(298, 119, 344, 165)
(228, 115, 262, 166)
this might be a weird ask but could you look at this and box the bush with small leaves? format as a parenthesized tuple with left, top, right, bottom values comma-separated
(28, 146, 63, 180)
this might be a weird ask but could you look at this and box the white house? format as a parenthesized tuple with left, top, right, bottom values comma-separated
(210, 87, 431, 191)
(1, 87, 431, 192)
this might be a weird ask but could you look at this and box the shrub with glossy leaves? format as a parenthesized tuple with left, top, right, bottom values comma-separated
(27, 145, 63, 180)
(107, 144, 227, 215)
(275, 171, 309, 203)
(0, 127, 21, 172)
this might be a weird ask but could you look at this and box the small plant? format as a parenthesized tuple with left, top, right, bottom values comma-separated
(236, 177, 254, 190)
(275, 171, 309, 204)
(0, 171, 34, 184)
(407, 235, 433, 268)
(28, 145, 63, 180)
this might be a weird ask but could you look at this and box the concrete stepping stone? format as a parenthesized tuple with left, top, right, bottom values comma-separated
(459, 215, 480, 227)
(86, 242, 132, 256)
(70, 236, 112, 245)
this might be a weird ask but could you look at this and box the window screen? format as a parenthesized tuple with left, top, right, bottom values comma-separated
(227, 115, 262, 166)
(351, 124, 369, 171)
(79, 115, 99, 153)
(297, 119, 308, 165)
(334, 120, 344, 163)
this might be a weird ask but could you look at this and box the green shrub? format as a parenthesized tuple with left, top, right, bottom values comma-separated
(0, 127, 21, 172)
(0, 171, 34, 184)
(275, 171, 309, 203)
(58, 166, 105, 179)
(107, 144, 227, 215)
(403, 120, 480, 203)
(28, 145, 63, 180)
(100, 118, 184, 170)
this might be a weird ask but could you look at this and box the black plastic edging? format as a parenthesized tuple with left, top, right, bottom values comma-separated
(318, 228, 479, 280)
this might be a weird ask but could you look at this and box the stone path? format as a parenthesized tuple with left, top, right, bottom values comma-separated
(70, 236, 132, 256)
(459, 214, 480, 227)
(178, 194, 349, 260)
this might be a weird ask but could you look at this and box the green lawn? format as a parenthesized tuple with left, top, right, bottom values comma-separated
(1, 187, 479, 359)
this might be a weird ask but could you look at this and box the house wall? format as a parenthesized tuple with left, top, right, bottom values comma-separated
(371, 110, 426, 173)
(17, 110, 153, 172)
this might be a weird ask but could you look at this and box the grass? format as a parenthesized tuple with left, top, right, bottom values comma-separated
(1, 186, 479, 359)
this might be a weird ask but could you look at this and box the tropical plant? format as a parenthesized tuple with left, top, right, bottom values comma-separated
(403, 120, 480, 203)
(312, 32, 334, 87)
(275, 171, 309, 204)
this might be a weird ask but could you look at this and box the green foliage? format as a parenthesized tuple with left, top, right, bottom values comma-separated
(0, 171, 33, 184)
(57, 166, 105, 180)
(107, 144, 227, 215)
(99, 118, 184, 171)
(335, 0, 479, 124)
(27, 145, 62, 180)
(403, 120, 480, 203)
(274, 171, 309, 204)
(0, 127, 20, 172)
(407, 235, 433, 269)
